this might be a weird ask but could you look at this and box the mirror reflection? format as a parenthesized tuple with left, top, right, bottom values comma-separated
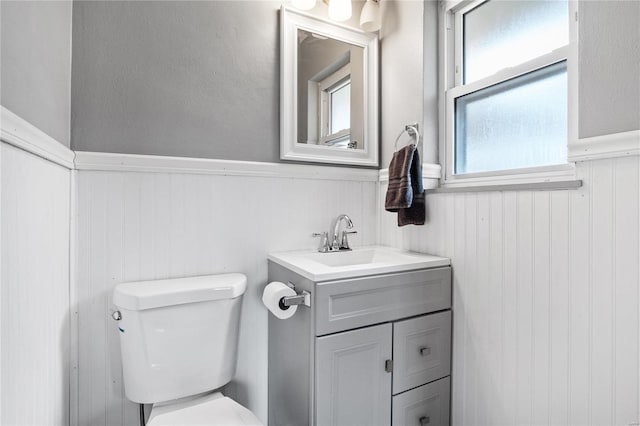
(297, 29, 364, 150)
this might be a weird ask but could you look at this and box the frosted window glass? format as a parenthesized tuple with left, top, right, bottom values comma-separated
(330, 82, 350, 134)
(455, 61, 567, 175)
(464, 0, 568, 83)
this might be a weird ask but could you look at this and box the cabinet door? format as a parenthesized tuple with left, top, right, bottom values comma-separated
(392, 377, 450, 426)
(315, 323, 392, 426)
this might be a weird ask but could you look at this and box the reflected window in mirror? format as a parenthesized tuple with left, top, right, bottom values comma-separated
(297, 29, 363, 150)
(320, 65, 350, 146)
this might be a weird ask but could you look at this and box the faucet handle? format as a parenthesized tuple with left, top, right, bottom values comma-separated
(340, 230, 357, 250)
(312, 232, 329, 253)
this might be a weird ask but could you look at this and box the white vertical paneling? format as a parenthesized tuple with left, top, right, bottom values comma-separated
(486, 192, 503, 426)
(451, 194, 466, 426)
(516, 192, 534, 425)
(463, 193, 478, 426)
(76, 169, 378, 426)
(590, 159, 615, 424)
(474, 193, 490, 425)
(381, 157, 640, 425)
(0, 143, 71, 425)
(569, 162, 591, 426)
(501, 191, 519, 425)
(612, 156, 640, 423)
(532, 191, 551, 425)
(549, 190, 570, 425)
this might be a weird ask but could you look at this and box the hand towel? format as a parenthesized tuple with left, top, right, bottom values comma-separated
(385, 144, 425, 226)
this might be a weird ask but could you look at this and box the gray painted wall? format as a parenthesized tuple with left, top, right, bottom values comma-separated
(71, 1, 281, 162)
(379, 0, 424, 167)
(70, 1, 370, 163)
(579, 0, 640, 138)
(0, 0, 73, 147)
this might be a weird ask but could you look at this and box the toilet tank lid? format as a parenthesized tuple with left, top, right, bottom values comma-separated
(113, 273, 247, 311)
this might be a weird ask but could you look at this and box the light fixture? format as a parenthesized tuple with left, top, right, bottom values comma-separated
(291, 0, 317, 11)
(328, 0, 352, 22)
(359, 0, 381, 32)
(291, 0, 381, 33)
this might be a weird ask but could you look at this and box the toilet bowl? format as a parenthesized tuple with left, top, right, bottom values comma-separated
(147, 392, 261, 426)
(112, 273, 263, 425)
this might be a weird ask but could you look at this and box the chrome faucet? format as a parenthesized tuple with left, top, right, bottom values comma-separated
(329, 214, 357, 251)
(331, 214, 354, 251)
(313, 214, 358, 252)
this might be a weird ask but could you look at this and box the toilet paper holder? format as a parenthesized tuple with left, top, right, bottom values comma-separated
(278, 282, 311, 310)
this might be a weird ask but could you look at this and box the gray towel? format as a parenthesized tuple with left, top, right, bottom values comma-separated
(385, 144, 425, 226)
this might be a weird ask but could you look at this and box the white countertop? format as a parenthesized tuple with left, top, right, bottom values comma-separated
(268, 245, 450, 282)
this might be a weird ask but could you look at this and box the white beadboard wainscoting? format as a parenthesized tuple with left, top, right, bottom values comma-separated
(74, 162, 378, 425)
(381, 156, 640, 426)
(0, 142, 72, 425)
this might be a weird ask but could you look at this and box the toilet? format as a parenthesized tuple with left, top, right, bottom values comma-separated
(112, 273, 263, 425)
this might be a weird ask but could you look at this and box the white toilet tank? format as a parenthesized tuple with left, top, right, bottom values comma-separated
(113, 273, 247, 404)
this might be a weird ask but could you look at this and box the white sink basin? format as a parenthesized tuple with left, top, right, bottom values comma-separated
(268, 246, 450, 282)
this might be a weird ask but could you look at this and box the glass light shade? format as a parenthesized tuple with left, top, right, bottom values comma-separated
(291, 0, 317, 11)
(359, 0, 381, 32)
(328, 0, 352, 22)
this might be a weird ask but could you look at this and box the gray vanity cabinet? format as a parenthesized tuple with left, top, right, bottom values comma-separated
(267, 261, 452, 426)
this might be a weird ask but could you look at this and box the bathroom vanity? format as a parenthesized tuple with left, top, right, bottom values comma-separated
(267, 246, 452, 426)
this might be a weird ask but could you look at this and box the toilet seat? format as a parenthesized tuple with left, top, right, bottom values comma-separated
(147, 392, 263, 426)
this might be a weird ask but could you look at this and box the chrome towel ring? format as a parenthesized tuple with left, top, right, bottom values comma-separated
(394, 123, 421, 152)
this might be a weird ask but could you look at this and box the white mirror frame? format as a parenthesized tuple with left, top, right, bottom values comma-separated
(280, 7, 379, 167)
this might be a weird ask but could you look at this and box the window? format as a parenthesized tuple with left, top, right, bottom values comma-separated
(318, 64, 352, 146)
(441, 0, 576, 185)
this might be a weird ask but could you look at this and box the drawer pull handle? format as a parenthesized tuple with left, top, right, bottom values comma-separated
(419, 415, 430, 425)
(419, 346, 431, 356)
(385, 359, 393, 373)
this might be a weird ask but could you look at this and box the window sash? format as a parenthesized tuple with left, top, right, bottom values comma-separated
(448, 46, 569, 100)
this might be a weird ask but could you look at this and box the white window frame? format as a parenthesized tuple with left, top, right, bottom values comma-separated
(318, 64, 351, 145)
(438, 0, 579, 189)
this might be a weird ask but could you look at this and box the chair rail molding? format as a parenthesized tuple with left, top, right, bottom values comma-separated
(569, 129, 640, 162)
(379, 163, 442, 189)
(0, 106, 75, 169)
(73, 151, 379, 182)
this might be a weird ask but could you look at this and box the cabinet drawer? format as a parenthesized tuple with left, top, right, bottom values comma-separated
(393, 311, 451, 394)
(392, 377, 450, 426)
(315, 267, 451, 336)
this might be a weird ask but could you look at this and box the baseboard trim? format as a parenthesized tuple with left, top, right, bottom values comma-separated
(73, 151, 380, 182)
(0, 106, 75, 169)
(569, 130, 640, 162)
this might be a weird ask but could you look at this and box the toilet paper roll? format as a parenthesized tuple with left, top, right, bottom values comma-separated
(262, 281, 298, 320)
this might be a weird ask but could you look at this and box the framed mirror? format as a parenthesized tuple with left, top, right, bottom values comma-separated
(280, 7, 379, 167)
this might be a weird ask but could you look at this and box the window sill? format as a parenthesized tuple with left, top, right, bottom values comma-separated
(427, 179, 582, 194)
